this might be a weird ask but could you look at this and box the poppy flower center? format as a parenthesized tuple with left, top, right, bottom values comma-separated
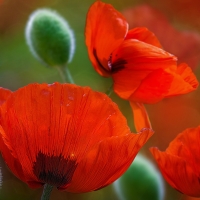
(109, 55, 127, 73)
(93, 48, 126, 73)
(33, 151, 77, 187)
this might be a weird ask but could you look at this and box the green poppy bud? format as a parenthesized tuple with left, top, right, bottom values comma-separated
(113, 154, 165, 200)
(25, 9, 75, 67)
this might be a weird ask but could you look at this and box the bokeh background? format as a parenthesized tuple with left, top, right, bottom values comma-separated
(0, 0, 200, 199)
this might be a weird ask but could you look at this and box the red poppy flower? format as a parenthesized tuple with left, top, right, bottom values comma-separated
(85, 1, 198, 131)
(150, 126, 200, 197)
(0, 82, 153, 192)
(141, 0, 200, 32)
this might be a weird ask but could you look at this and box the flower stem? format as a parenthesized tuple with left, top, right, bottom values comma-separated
(41, 184, 53, 200)
(106, 84, 113, 96)
(65, 67, 75, 84)
(56, 65, 75, 84)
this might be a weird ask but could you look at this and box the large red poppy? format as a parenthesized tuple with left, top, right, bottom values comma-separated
(85, 1, 198, 131)
(150, 126, 200, 197)
(0, 82, 153, 192)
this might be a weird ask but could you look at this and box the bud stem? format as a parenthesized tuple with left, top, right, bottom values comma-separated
(106, 84, 113, 96)
(56, 66, 74, 84)
(41, 184, 53, 200)
(65, 67, 75, 84)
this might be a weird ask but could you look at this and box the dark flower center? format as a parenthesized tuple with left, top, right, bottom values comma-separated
(33, 151, 78, 187)
(93, 48, 126, 74)
(108, 54, 126, 73)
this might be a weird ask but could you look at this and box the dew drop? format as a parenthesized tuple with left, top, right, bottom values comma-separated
(48, 83, 55, 87)
(68, 96, 74, 101)
(41, 89, 50, 96)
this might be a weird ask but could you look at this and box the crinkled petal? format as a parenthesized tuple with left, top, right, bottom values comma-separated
(65, 129, 153, 193)
(0, 125, 30, 186)
(85, 1, 128, 76)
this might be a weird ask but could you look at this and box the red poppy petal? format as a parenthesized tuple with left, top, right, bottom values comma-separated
(165, 63, 199, 97)
(85, 1, 128, 76)
(150, 147, 200, 197)
(0, 125, 29, 184)
(125, 27, 162, 48)
(111, 39, 177, 101)
(0, 87, 12, 105)
(129, 68, 174, 103)
(130, 101, 152, 132)
(111, 39, 177, 72)
(65, 129, 153, 192)
(0, 123, 43, 188)
(0, 83, 132, 187)
(130, 63, 198, 103)
(166, 126, 200, 174)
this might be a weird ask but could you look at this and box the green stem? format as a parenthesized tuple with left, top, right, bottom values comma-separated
(56, 65, 74, 84)
(41, 184, 53, 200)
(106, 84, 113, 96)
(65, 67, 75, 84)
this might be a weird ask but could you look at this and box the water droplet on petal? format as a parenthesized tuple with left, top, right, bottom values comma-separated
(68, 96, 74, 101)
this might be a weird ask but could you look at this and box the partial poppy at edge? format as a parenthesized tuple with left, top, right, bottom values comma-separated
(150, 126, 200, 197)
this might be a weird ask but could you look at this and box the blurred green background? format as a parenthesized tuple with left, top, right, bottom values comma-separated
(0, 0, 200, 199)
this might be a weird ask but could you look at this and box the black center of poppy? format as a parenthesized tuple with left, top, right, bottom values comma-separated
(109, 56, 127, 73)
(33, 151, 77, 187)
(93, 48, 126, 74)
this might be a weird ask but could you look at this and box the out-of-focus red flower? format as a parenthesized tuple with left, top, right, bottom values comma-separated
(85, 1, 198, 131)
(141, 0, 200, 32)
(146, 92, 200, 150)
(0, 82, 153, 192)
(122, 4, 200, 70)
(150, 126, 200, 197)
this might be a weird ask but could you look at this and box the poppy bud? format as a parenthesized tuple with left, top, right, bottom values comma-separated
(113, 154, 165, 200)
(25, 9, 75, 67)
